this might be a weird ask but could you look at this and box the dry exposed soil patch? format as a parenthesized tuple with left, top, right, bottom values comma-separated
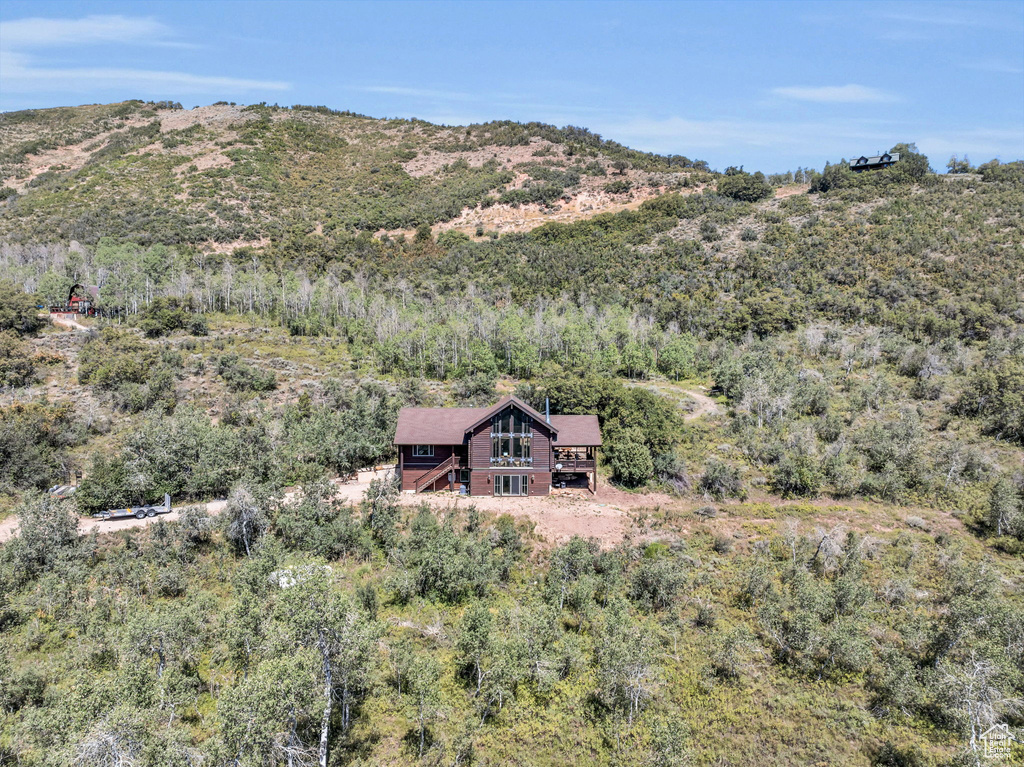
(0, 468, 674, 549)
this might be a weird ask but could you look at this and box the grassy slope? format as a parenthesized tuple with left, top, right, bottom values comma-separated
(0, 101, 700, 247)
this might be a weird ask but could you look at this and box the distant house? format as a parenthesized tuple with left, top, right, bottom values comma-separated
(393, 395, 601, 496)
(850, 152, 900, 172)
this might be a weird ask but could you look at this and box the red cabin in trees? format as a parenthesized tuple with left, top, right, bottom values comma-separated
(49, 284, 98, 316)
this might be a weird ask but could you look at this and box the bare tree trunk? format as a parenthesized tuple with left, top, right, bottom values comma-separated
(318, 635, 333, 767)
(287, 711, 297, 767)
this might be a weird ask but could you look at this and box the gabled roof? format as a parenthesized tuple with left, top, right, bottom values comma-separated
(850, 152, 900, 167)
(394, 407, 486, 445)
(394, 396, 602, 446)
(462, 395, 555, 435)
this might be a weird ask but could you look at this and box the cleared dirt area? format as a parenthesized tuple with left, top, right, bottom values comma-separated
(0, 468, 674, 549)
(679, 387, 721, 420)
(330, 469, 670, 548)
(48, 314, 89, 331)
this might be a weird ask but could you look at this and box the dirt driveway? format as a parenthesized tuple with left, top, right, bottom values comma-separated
(0, 501, 228, 543)
(0, 469, 672, 549)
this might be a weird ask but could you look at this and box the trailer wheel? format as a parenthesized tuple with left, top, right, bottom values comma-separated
(147, 509, 156, 517)
(135, 510, 146, 519)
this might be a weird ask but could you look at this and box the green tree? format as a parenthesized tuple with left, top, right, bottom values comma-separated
(888, 142, 931, 180)
(0, 331, 36, 386)
(0, 280, 43, 336)
(610, 435, 654, 487)
(457, 601, 493, 694)
(718, 171, 773, 202)
(275, 567, 378, 767)
(987, 477, 1023, 539)
(620, 341, 653, 379)
(595, 600, 661, 724)
(772, 454, 823, 498)
(8, 493, 79, 582)
(946, 155, 972, 174)
(362, 476, 401, 551)
(407, 654, 441, 758)
(657, 335, 697, 380)
(218, 651, 321, 766)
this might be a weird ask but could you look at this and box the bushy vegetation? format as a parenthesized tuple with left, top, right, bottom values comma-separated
(2, 107, 1023, 765)
(0, 280, 43, 336)
(0, 402, 85, 492)
(1, 486, 1021, 765)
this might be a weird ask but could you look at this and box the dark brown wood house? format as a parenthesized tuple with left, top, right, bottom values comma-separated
(394, 395, 601, 496)
(850, 152, 900, 172)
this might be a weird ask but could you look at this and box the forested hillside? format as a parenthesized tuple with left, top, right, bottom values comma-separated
(1, 102, 1023, 766)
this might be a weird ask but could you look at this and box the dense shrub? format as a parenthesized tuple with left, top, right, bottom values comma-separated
(78, 328, 158, 388)
(0, 281, 43, 336)
(717, 171, 773, 202)
(217, 355, 277, 392)
(0, 402, 85, 491)
(0, 331, 36, 386)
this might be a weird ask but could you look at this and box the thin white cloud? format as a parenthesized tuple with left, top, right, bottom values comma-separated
(962, 59, 1024, 75)
(358, 85, 473, 101)
(875, 8, 1015, 30)
(771, 85, 899, 104)
(597, 115, 893, 153)
(0, 14, 290, 97)
(917, 128, 1024, 160)
(594, 115, 1023, 167)
(0, 51, 289, 94)
(0, 14, 185, 48)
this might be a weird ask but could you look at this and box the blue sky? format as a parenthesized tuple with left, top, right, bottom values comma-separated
(1, 0, 1022, 172)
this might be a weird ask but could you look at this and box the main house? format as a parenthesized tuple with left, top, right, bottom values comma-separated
(394, 395, 601, 497)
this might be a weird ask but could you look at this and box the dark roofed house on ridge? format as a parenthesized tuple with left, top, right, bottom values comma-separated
(393, 395, 601, 496)
(850, 152, 900, 172)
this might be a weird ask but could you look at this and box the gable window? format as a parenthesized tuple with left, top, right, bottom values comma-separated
(491, 408, 532, 466)
(412, 445, 434, 457)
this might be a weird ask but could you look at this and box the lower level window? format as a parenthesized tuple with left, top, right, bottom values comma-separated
(494, 474, 529, 496)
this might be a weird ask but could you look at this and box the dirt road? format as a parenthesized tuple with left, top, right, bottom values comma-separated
(0, 501, 228, 543)
(681, 387, 721, 420)
(49, 315, 88, 329)
(0, 469, 671, 548)
(46, 314, 89, 331)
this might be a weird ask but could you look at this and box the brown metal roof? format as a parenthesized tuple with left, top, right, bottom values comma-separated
(394, 396, 600, 446)
(549, 415, 602, 446)
(394, 407, 484, 445)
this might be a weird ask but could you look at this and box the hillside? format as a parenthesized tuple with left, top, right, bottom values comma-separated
(1, 102, 1024, 767)
(0, 100, 712, 250)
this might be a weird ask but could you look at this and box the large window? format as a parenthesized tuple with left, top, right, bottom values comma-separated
(412, 445, 434, 457)
(491, 408, 531, 466)
(492, 408, 529, 436)
(493, 474, 529, 496)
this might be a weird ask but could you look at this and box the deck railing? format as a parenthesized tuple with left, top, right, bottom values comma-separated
(553, 458, 595, 471)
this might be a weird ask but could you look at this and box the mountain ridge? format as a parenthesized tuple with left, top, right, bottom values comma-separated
(0, 100, 721, 249)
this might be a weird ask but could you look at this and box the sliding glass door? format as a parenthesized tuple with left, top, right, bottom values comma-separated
(493, 474, 529, 496)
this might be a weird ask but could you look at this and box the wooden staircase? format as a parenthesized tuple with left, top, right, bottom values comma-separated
(414, 455, 457, 493)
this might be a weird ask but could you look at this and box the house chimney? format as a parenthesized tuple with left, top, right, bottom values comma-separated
(545, 397, 550, 424)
